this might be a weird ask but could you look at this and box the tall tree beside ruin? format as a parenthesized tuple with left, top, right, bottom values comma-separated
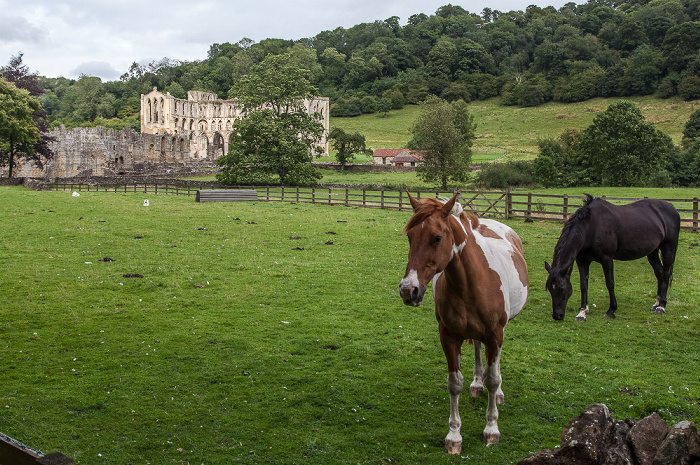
(1, 53, 55, 174)
(217, 53, 324, 186)
(0, 78, 42, 177)
(410, 96, 475, 189)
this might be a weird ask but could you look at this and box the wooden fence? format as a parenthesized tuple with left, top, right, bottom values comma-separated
(50, 183, 700, 232)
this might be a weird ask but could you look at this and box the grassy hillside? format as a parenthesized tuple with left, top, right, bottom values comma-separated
(331, 96, 700, 162)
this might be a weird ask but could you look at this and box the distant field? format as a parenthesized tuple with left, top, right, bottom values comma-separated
(331, 95, 700, 161)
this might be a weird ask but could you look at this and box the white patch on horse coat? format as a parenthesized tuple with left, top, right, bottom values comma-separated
(438, 196, 464, 217)
(432, 271, 444, 300)
(450, 210, 469, 260)
(401, 269, 419, 291)
(576, 306, 589, 321)
(469, 218, 528, 321)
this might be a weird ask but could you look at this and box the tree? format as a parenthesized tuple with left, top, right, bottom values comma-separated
(1, 54, 54, 176)
(328, 127, 371, 170)
(682, 109, 700, 149)
(0, 78, 42, 177)
(376, 97, 392, 116)
(410, 96, 476, 189)
(578, 100, 676, 186)
(217, 53, 324, 186)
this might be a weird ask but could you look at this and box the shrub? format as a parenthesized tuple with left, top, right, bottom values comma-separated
(678, 75, 700, 101)
(474, 160, 536, 188)
(360, 95, 377, 114)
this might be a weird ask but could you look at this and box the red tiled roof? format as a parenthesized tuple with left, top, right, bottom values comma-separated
(373, 149, 408, 158)
(373, 149, 426, 161)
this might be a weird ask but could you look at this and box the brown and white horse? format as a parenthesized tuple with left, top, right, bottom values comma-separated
(399, 193, 528, 454)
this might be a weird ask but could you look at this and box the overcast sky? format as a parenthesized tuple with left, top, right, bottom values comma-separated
(1, 0, 570, 81)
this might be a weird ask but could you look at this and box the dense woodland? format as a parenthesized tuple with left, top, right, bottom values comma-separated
(15, 0, 700, 130)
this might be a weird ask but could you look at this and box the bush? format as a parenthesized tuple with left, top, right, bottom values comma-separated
(330, 97, 362, 117)
(474, 160, 536, 188)
(382, 88, 406, 109)
(678, 75, 700, 101)
(501, 74, 552, 107)
(360, 95, 377, 113)
(656, 77, 676, 98)
(534, 155, 558, 187)
(553, 66, 604, 103)
(440, 82, 472, 102)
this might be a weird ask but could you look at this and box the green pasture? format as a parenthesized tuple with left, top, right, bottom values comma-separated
(331, 95, 700, 161)
(1, 186, 699, 464)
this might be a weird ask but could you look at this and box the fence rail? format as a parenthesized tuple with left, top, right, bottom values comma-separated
(50, 183, 700, 232)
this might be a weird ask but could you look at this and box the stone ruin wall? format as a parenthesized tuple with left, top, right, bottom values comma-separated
(3, 88, 330, 180)
(141, 88, 330, 161)
(3, 126, 198, 179)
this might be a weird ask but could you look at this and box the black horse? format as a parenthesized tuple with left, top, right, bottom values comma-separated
(545, 194, 680, 321)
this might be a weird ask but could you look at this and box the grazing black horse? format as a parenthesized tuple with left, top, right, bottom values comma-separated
(545, 194, 680, 321)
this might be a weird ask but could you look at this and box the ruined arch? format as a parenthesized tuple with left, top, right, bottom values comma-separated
(211, 132, 225, 160)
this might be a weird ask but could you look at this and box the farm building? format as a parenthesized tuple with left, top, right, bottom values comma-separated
(372, 149, 425, 167)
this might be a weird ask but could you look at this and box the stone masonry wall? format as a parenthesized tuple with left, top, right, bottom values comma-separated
(1, 126, 201, 179)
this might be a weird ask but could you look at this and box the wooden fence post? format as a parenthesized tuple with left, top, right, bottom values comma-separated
(694, 197, 699, 232)
(506, 188, 512, 219)
(526, 192, 532, 221)
(563, 195, 569, 222)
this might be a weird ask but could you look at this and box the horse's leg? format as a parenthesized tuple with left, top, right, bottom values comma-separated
(469, 340, 484, 397)
(654, 239, 678, 314)
(647, 249, 665, 313)
(439, 326, 464, 455)
(482, 340, 503, 445)
(601, 259, 617, 318)
(575, 259, 591, 322)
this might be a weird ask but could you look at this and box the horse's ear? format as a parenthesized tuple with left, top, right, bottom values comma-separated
(407, 191, 421, 211)
(441, 192, 460, 217)
(544, 261, 552, 273)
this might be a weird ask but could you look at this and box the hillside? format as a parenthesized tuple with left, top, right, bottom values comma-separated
(331, 95, 700, 162)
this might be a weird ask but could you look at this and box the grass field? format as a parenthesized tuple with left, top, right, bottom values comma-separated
(331, 95, 700, 161)
(1, 186, 699, 464)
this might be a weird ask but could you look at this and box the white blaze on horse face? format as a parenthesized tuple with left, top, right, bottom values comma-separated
(471, 219, 529, 321)
(401, 269, 420, 290)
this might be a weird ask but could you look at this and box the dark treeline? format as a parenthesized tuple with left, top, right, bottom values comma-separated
(21, 0, 700, 130)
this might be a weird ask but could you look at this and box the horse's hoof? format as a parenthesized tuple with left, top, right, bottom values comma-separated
(469, 386, 484, 397)
(445, 440, 462, 454)
(653, 306, 666, 314)
(575, 316, 587, 322)
(603, 311, 616, 319)
(496, 394, 505, 404)
(483, 431, 500, 445)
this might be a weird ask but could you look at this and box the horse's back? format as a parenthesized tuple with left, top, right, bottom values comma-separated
(589, 198, 680, 259)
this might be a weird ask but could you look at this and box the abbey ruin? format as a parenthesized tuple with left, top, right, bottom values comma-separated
(4, 88, 330, 179)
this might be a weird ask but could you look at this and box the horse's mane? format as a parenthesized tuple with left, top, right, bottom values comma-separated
(404, 197, 478, 233)
(552, 194, 597, 262)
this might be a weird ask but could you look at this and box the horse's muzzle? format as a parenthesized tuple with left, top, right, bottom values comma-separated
(399, 281, 426, 307)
